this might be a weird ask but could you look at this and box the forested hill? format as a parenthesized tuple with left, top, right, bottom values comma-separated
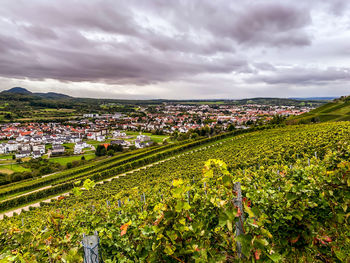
(288, 95, 350, 124)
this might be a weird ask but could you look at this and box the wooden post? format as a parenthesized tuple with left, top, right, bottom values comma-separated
(82, 231, 100, 263)
(233, 182, 245, 258)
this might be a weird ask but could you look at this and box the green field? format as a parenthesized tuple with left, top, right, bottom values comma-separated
(0, 155, 14, 160)
(0, 164, 31, 175)
(48, 154, 96, 166)
(125, 131, 169, 143)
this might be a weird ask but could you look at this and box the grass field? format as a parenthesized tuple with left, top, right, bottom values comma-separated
(48, 154, 96, 166)
(0, 164, 31, 175)
(125, 131, 169, 143)
(0, 154, 14, 160)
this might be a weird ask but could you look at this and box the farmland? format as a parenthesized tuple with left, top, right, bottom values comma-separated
(0, 122, 349, 262)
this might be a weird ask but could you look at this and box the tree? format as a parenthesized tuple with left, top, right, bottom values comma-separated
(95, 145, 107, 156)
(270, 115, 286, 125)
(228, 124, 236, 131)
(4, 113, 12, 120)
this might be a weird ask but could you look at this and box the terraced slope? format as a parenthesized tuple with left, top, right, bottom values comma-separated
(0, 128, 264, 212)
(288, 95, 350, 123)
(0, 122, 349, 262)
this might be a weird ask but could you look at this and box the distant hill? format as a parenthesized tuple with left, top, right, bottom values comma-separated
(35, 92, 71, 99)
(233, 97, 328, 106)
(1, 87, 71, 99)
(290, 97, 337, 101)
(3, 87, 32, 94)
(166, 97, 329, 107)
(288, 95, 350, 123)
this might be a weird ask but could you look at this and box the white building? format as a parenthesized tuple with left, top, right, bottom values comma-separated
(113, 130, 127, 138)
(96, 135, 105, 142)
(74, 142, 90, 154)
(6, 141, 19, 152)
(32, 144, 45, 154)
(16, 150, 31, 159)
(136, 135, 151, 142)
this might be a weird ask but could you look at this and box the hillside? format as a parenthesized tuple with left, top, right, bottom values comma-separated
(288, 95, 350, 124)
(0, 122, 349, 262)
(0, 87, 329, 122)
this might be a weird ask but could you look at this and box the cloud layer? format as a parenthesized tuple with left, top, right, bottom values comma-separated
(0, 0, 349, 99)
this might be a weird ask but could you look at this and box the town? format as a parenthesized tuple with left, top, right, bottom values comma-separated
(0, 103, 311, 160)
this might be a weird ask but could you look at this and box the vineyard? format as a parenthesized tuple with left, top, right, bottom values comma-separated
(0, 122, 349, 262)
(0, 129, 253, 213)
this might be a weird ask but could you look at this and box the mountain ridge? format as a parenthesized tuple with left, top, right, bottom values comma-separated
(1, 87, 71, 99)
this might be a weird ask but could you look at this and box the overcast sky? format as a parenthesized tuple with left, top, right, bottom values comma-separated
(0, 0, 349, 99)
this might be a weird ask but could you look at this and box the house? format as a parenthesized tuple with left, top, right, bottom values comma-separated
(96, 135, 105, 142)
(31, 136, 43, 143)
(20, 144, 31, 152)
(86, 133, 95, 140)
(6, 141, 19, 152)
(110, 140, 128, 146)
(74, 142, 90, 154)
(136, 135, 151, 142)
(113, 130, 127, 138)
(70, 136, 81, 143)
(134, 140, 143, 148)
(135, 140, 154, 149)
(32, 151, 42, 159)
(0, 143, 6, 154)
(16, 150, 31, 159)
(32, 144, 45, 154)
(83, 113, 99, 118)
(51, 144, 65, 156)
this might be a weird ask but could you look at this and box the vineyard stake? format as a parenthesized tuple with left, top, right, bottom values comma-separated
(118, 200, 122, 215)
(233, 182, 245, 258)
(82, 231, 101, 263)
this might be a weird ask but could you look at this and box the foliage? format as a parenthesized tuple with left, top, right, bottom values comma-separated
(0, 122, 350, 261)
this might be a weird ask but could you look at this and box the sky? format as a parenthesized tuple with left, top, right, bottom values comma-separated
(0, 0, 349, 99)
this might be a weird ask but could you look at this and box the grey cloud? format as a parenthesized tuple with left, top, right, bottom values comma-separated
(223, 3, 311, 46)
(250, 67, 350, 85)
(21, 25, 58, 40)
(0, 0, 348, 98)
(138, 0, 312, 47)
